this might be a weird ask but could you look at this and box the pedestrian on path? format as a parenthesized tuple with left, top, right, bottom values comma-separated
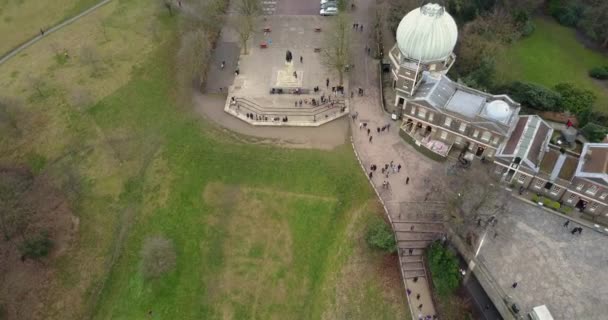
(377, 127, 380, 133)
(571, 228, 577, 235)
(387, 123, 391, 131)
(369, 171, 373, 179)
(563, 219, 570, 228)
(326, 78, 329, 88)
(409, 248, 413, 255)
(367, 128, 370, 135)
(369, 135, 373, 143)
(360, 24, 364, 32)
(416, 294, 420, 300)
(418, 304, 423, 310)
(512, 282, 518, 288)
(406, 177, 410, 184)
(40, 28, 45, 36)
(406, 288, 412, 296)
(300, 56, 303, 63)
(398, 164, 402, 172)
(410, 225, 415, 231)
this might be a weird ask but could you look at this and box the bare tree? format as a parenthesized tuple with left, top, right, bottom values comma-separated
(234, 0, 261, 54)
(176, 29, 211, 91)
(321, 13, 351, 86)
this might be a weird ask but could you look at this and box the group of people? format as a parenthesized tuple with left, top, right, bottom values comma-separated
(405, 288, 437, 320)
(352, 22, 364, 32)
(564, 220, 584, 235)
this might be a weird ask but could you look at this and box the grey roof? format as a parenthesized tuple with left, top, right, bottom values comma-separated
(410, 72, 520, 135)
(495, 115, 553, 173)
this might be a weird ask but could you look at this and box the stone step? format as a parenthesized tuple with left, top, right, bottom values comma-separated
(403, 269, 426, 279)
(400, 255, 423, 263)
(396, 240, 432, 249)
(393, 222, 444, 233)
(395, 232, 437, 241)
(402, 261, 424, 271)
(399, 248, 425, 257)
(391, 219, 444, 225)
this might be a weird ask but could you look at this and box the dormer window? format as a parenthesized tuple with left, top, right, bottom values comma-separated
(481, 131, 491, 142)
(459, 123, 467, 133)
(444, 117, 452, 127)
(418, 108, 426, 119)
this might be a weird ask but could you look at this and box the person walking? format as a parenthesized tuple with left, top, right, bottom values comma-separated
(300, 56, 303, 63)
(409, 248, 413, 255)
(571, 228, 577, 235)
(360, 24, 364, 32)
(416, 294, 420, 300)
(406, 177, 410, 184)
(512, 282, 518, 288)
(369, 136, 373, 143)
(418, 304, 423, 310)
(563, 219, 570, 228)
(367, 128, 370, 135)
(397, 164, 402, 172)
(326, 78, 329, 88)
(221, 61, 225, 69)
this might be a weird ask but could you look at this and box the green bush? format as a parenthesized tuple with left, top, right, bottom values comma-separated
(531, 194, 539, 202)
(589, 66, 608, 80)
(426, 242, 460, 297)
(502, 81, 562, 112)
(19, 231, 53, 260)
(581, 123, 608, 142)
(554, 83, 596, 114)
(549, 0, 584, 27)
(365, 218, 396, 253)
(560, 206, 573, 215)
(542, 197, 553, 207)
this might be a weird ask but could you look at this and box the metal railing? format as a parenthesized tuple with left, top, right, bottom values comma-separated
(229, 97, 348, 124)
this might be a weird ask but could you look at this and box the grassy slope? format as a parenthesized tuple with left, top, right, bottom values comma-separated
(495, 17, 608, 112)
(0, 0, 99, 55)
(0, 0, 409, 319)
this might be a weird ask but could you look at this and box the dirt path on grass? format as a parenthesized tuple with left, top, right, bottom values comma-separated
(0, 0, 112, 66)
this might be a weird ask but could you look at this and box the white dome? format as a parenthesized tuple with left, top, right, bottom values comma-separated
(484, 100, 512, 121)
(395, 3, 458, 63)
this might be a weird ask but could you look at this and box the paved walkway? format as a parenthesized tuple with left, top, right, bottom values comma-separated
(347, 0, 444, 318)
(0, 0, 112, 66)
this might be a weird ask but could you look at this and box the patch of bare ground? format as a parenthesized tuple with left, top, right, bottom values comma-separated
(0, 167, 78, 320)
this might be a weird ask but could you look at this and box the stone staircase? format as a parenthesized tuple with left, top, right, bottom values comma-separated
(389, 201, 446, 280)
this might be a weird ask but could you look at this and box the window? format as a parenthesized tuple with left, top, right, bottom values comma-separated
(534, 179, 543, 189)
(481, 131, 491, 142)
(444, 117, 452, 127)
(418, 108, 426, 119)
(459, 123, 467, 133)
(600, 192, 608, 200)
(455, 136, 463, 145)
(492, 136, 500, 145)
(473, 130, 479, 138)
(428, 112, 434, 121)
(517, 174, 526, 183)
(410, 105, 416, 115)
(440, 131, 448, 140)
(576, 183, 584, 191)
(567, 193, 576, 204)
(429, 64, 436, 71)
(550, 185, 561, 195)
(586, 185, 599, 196)
(589, 202, 599, 212)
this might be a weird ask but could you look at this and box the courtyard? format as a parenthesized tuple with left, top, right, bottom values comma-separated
(478, 199, 608, 319)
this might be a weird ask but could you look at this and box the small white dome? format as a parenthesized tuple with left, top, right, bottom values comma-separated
(395, 3, 458, 63)
(484, 100, 512, 121)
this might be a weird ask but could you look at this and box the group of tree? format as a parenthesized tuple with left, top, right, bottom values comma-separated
(365, 216, 396, 253)
(549, 0, 608, 48)
(426, 241, 460, 298)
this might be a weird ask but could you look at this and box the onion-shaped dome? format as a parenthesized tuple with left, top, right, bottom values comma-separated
(395, 3, 458, 63)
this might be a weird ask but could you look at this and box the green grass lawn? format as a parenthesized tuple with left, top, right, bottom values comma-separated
(0, 0, 409, 318)
(496, 17, 608, 112)
(0, 0, 100, 55)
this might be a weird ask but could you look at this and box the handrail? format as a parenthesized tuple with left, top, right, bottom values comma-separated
(233, 97, 345, 116)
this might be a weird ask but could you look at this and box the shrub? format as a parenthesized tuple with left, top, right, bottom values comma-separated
(548, 0, 584, 27)
(581, 123, 608, 142)
(554, 83, 596, 114)
(19, 231, 53, 260)
(502, 81, 562, 112)
(589, 66, 608, 80)
(560, 206, 573, 215)
(141, 236, 177, 279)
(426, 242, 460, 297)
(365, 218, 396, 253)
(531, 194, 539, 202)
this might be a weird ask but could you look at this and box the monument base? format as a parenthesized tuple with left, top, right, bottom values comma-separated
(275, 61, 303, 88)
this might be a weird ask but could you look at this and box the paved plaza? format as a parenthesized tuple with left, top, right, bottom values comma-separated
(224, 15, 349, 126)
(479, 200, 608, 319)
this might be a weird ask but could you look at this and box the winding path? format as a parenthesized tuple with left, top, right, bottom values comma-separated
(0, 0, 112, 66)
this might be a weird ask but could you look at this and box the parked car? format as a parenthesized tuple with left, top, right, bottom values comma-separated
(320, 1, 337, 8)
(320, 6, 338, 16)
